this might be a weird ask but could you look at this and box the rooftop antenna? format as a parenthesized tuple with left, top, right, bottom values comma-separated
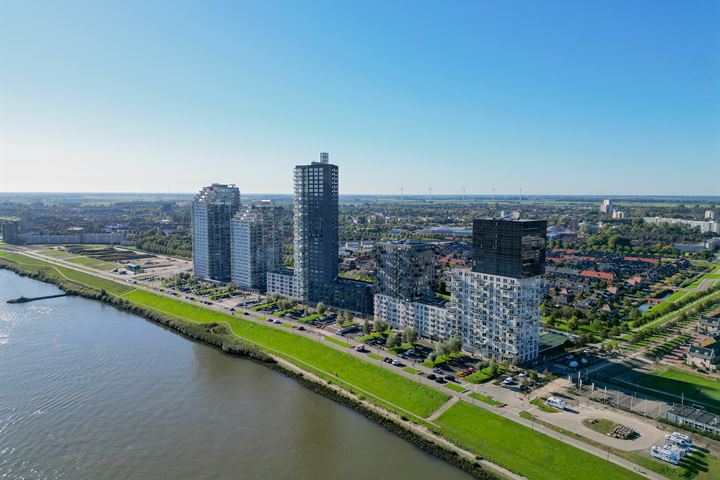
(400, 186, 404, 204)
(462, 187, 466, 202)
(492, 187, 495, 202)
(429, 186, 433, 203)
(519, 187, 522, 202)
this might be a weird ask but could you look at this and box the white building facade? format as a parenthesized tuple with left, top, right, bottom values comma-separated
(448, 270, 543, 363)
(373, 294, 454, 340)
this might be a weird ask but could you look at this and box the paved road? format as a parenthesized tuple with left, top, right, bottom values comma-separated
(5, 246, 667, 479)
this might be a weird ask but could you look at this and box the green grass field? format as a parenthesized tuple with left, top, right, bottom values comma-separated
(636, 367, 720, 408)
(436, 402, 643, 480)
(123, 289, 450, 418)
(65, 255, 117, 271)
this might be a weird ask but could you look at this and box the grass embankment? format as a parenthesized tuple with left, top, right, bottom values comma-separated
(435, 402, 644, 480)
(122, 290, 450, 418)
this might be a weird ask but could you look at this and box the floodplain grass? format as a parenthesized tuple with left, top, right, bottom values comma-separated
(65, 255, 117, 271)
(435, 401, 644, 480)
(122, 289, 450, 418)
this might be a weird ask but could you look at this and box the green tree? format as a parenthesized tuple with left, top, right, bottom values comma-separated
(402, 327, 419, 345)
(316, 302, 327, 314)
(386, 332, 401, 348)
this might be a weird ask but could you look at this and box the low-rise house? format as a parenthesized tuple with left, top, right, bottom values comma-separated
(687, 340, 719, 371)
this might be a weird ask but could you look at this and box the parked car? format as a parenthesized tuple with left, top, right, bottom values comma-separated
(298, 326, 306, 331)
(444, 375, 455, 382)
(383, 357, 393, 363)
(433, 368, 444, 374)
(427, 374, 437, 380)
(392, 360, 403, 367)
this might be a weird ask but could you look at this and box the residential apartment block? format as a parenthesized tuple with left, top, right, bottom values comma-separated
(230, 200, 283, 292)
(191, 184, 241, 281)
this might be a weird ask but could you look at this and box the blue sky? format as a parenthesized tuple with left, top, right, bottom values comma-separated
(1, 0, 718, 195)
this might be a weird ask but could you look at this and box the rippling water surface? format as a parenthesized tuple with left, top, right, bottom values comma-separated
(0, 270, 470, 480)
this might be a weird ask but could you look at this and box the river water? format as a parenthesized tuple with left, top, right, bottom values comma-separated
(0, 269, 470, 480)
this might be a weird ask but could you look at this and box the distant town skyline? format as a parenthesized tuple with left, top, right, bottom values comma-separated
(1, 1, 719, 196)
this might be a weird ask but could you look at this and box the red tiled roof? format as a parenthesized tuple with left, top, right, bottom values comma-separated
(580, 270, 615, 280)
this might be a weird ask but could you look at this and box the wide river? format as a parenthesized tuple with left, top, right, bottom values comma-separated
(0, 270, 471, 480)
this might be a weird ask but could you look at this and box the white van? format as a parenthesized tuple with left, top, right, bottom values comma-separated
(546, 396, 567, 410)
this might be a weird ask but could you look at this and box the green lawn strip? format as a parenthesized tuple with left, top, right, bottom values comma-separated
(435, 402, 643, 480)
(324, 335, 349, 348)
(122, 290, 449, 418)
(368, 353, 382, 361)
(530, 397, 560, 413)
(666, 290, 690, 302)
(444, 383, 465, 393)
(468, 392, 503, 407)
(403, 367, 420, 374)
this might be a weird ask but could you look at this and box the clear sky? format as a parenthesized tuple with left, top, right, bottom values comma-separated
(1, 0, 718, 196)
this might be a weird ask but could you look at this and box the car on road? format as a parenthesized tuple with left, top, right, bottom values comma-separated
(355, 344, 366, 352)
(298, 326, 306, 331)
(392, 360, 403, 367)
(427, 374, 437, 380)
(383, 357, 393, 363)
